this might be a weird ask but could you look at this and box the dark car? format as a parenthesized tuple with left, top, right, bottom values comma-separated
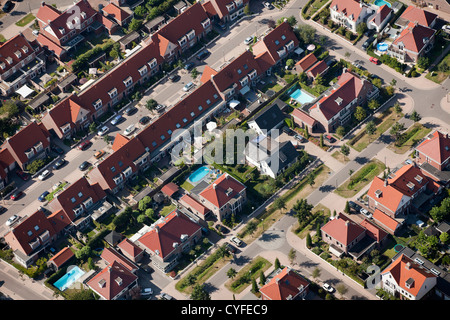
(2, 1, 14, 13)
(52, 158, 66, 170)
(324, 135, 336, 143)
(79, 161, 90, 171)
(184, 62, 195, 71)
(78, 140, 91, 150)
(139, 116, 150, 125)
(196, 50, 210, 61)
(169, 74, 180, 82)
(348, 201, 361, 212)
(51, 144, 64, 155)
(38, 191, 50, 202)
(124, 106, 138, 116)
(16, 169, 29, 181)
(10, 190, 23, 201)
(215, 224, 229, 234)
(225, 242, 237, 254)
(0, 205, 6, 214)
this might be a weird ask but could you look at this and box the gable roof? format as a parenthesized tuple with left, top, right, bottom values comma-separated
(382, 253, 436, 298)
(330, 0, 365, 22)
(415, 131, 450, 165)
(259, 267, 309, 300)
(392, 22, 435, 54)
(47, 209, 72, 234)
(36, 32, 65, 57)
(117, 238, 143, 259)
(367, 176, 409, 213)
(250, 102, 285, 132)
(200, 65, 218, 84)
(359, 219, 388, 243)
(138, 210, 201, 259)
(111, 134, 130, 152)
(370, 4, 393, 27)
(48, 247, 74, 268)
(308, 60, 329, 77)
(0, 34, 36, 76)
(102, 3, 130, 23)
(100, 247, 138, 272)
(262, 141, 299, 174)
(400, 5, 437, 27)
(87, 260, 137, 300)
(161, 182, 179, 197)
(199, 173, 246, 208)
(180, 194, 211, 216)
(372, 209, 400, 232)
(292, 108, 317, 127)
(295, 52, 317, 72)
(321, 213, 366, 246)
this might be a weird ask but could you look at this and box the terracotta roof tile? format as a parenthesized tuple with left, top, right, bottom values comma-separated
(400, 5, 437, 27)
(199, 173, 246, 208)
(48, 247, 74, 268)
(321, 214, 366, 246)
(259, 267, 309, 300)
(415, 130, 450, 165)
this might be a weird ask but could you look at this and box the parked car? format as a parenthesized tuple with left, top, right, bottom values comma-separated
(6, 214, 20, 226)
(16, 169, 29, 181)
(124, 106, 137, 116)
(215, 224, 229, 234)
(362, 41, 369, 50)
(139, 116, 150, 125)
(324, 135, 336, 143)
(141, 288, 153, 296)
(442, 25, 450, 32)
(183, 82, 195, 92)
(244, 36, 253, 45)
(160, 293, 174, 300)
(10, 191, 23, 201)
(110, 114, 124, 126)
(38, 191, 50, 202)
(97, 126, 109, 136)
(348, 201, 361, 212)
(184, 62, 195, 71)
(0, 205, 6, 214)
(196, 50, 210, 60)
(51, 144, 64, 155)
(354, 62, 363, 69)
(2, 1, 14, 13)
(78, 140, 91, 150)
(225, 242, 237, 254)
(94, 150, 105, 159)
(123, 124, 136, 136)
(38, 169, 51, 181)
(52, 158, 66, 170)
(322, 283, 334, 293)
(79, 161, 90, 171)
(169, 74, 180, 82)
(369, 57, 379, 65)
(155, 104, 166, 112)
(294, 134, 306, 142)
(230, 236, 243, 247)
(263, 1, 273, 9)
(360, 208, 372, 218)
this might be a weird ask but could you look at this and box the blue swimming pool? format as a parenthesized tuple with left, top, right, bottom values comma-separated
(188, 166, 211, 183)
(290, 88, 315, 105)
(374, 0, 391, 7)
(53, 266, 85, 291)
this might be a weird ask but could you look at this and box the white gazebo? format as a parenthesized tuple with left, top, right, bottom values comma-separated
(16, 85, 34, 99)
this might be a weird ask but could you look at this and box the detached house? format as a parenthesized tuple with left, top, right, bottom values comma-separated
(396, 5, 438, 29)
(329, 0, 373, 34)
(247, 100, 286, 136)
(307, 71, 378, 133)
(294, 52, 329, 80)
(0, 33, 45, 96)
(381, 254, 437, 300)
(136, 210, 202, 272)
(1, 121, 51, 171)
(260, 267, 310, 300)
(4, 210, 57, 267)
(367, 4, 393, 33)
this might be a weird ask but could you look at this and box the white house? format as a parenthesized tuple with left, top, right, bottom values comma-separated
(329, 0, 374, 33)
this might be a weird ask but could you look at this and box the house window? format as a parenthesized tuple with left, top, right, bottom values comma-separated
(198, 105, 203, 110)
(73, 206, 83, 216)
(176, 123, 181, 128)
(22, 46, 29, 54)
(123, 76, 133, 88)
(27, 231, 33, 236)
(186, 29, 195, 41)
(148, 58, 157, 69)
(285, 40, 295, 51)
(190, 111, 195, 117)
(93, 99, 102, 110)
(206, 99, 211, 105)
(240, 76, 248, 87)
(167, 129, 172, 135)
(113, 174, 123, 185)
(78, 192, 83, 198)
(34, 142, 43, 153)
(111, 166, 116, 173)
(25, 149, 35, 159)
(118, 161, 123, 167)
(182, 118, 188, 123)
(275, 40, 280, 46)
(237, 69, 242, 75)
(281, 35, 286, 40)
(226, 3, 235, 12)
(178, 36, 187, 46)
(108, 88, 118, 99)
(71, 197, 76, 203)
(123, 167, 132, 178)
(160, 134, 166, 140)
(14, 51, 21, 59)
(214, 94, 219, 99)
(139, 65, 148, 76)
(83, 197, 93, 209)
(152, 141, 157, 147)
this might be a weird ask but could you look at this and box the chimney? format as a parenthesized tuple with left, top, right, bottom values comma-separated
(155, 225, 159, 233)
(213, 183, 217, 189)
(384, 179, 388, 187)
(345, 221, 349, 227)
(405, 262, 411, 270)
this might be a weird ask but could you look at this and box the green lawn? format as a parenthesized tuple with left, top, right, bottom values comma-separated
(159, 203, 176, 217)
(426, 52, 450, 84)
(180, 180, 194, 192)
(45, 182, 68, 202)
(0, 34, 6, 43)
(15, 14, 36, 27)
(388, 123, 431, 154)
(335, 159, 386, 198)
(225, 256, 272, 294)
(302, 0, 330, 19)
(331, 150, 350, 164)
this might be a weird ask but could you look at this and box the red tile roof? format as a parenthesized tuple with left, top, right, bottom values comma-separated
(259, 267, 309, 300)
(111, 134, 130, 152)
(254, 51, 275, 73)
(87, 260, 137, 300)
(100, 247, 138, 272)
(359, 219, 388, 243)
(415, 131, 450, 166)
(117, 238, 143, 259)
(202, 0, 218, 18)
(382, 253, 436, 298)
(161, 182, 179, 197)
(138, 210, 201, 259)
(0, 148, 15, 169)
(400, 5, 437, 27)
(330, 0, 365, 22)
(200, 65, 218, 84)
(372, 209, 400, 232)
(205, 0, 248, 19)
(48, 246, 74, 268)
(367, 176, 408, 214)
(370, 4, 392, 27)
(295, 52, 318, 72)
(308, 60, 329, 77)
(0, 34, 36, 76)
(47, 209, 72, 234)
(292, 108, 317, 127)
(321, 213, 366, 246)
(102, 3, 130, 23)
(392, 22, 435, 54)
(36, 33, 65, 57)
(180, 194, 211, 216)
(199, 173, 246, 209)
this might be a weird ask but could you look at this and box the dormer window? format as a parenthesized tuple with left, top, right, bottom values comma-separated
(123, 167, 132, 178)
(138, 65, 148, 76)
(186, 29, 195, 41)
(240, 76, 249, 87)
(25, 148, 35, 159)
(178, 35, 187, 46)
(81, 11, 86, 19)
(59, 27, 66, 34)
(0, 62, 5, 69)
(335, 97, 343, 105)
(93, 99, 102, 110)
(83, 197, 93, 209)
(414, 175, 423, 184)
(407, 182, 415, 190)
(34, 141, 43, 153)
(6, 57, 12, 64)
(285, 40, 295, 51)
(108, 88, 117, 99)
(281, 35, 286, 40)
(226, 3, 235, 12)
(198, 105, 203, 111)
(201, 18, 210, 29)
(248, 69, 257, 80)
(148, 58, 157, 69)
(405, 277, 414, 289)
(277, 47, 286, 57)
(14, 51, 21, 59)
(22, 46, 29, 54)
(123, 76, 133, 88)
(113, 174, 123, 185)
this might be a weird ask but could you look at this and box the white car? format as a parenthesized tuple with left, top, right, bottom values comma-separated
(38, 169, 51, 181)
(322, 283, 334, 293)
(244, 37, 253, 45)
(183, 82, 195, 92)
(263, 1, 273, 9)
(360, 208, 372, 218)
(141, 288, 153, 296)
(230, 236, 243, 247)
(442, 25, 450, 32)
(97, 126, 109, 136)
(6, 214, 20, 227)
(123, 124, 136, 136)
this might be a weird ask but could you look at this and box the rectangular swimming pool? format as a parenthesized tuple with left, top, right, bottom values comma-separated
(290, 88, 315, 105)
(188, 166, 211, 183)
(53, 266, 85, 291)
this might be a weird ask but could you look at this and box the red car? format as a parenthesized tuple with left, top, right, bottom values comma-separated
(369, 57, 379, 65)
(10, 190, 23, 200)
(78, 140, 91, 150)
(16, 169, 29, 181)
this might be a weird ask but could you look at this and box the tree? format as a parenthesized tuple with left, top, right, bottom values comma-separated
(336, 283, 348, 297)
(312, 267, 321, 279)
(259, 271, 267, 285)
(145, 208, 155, 219)
(243, 4, 250, 15)
(296, 24, 316, 44)
(137, 214, 147, 224)
(246, 220, 258, 238)
(354, 106, 367, 122)
(344, 201, 350, 214)
(394, 102, 402, 114)
(320, 134, 324, 147)
(134, 5, 147, 17)
(274, 258, 281, 270)
(251, 277, 259, 293)
(75, 246, 91, 262)
(365, 120, 376, 141)
(286, 59, 295, 69)
(227, 268, 237, 279)
(191, 67, 198, 79)
(190, 284, 211, 300)
(0, 100, 19, 117)
(277, 16, 297, 27)
(371, 77, 382, 88)
(440, 232, 449, 245)
(128, 18, 142, 32)
(298, 72, 307, 83)
(368, 99, 380, 111)
(410, 110, 421, 122)
(273, 197, 286, 212)
(356, 22, 367, 35)
(306, 233, 312, 248)
(89, 122, 97, 133)
(390, 79, 397, 87)
(307, 172, 315, 187)
(336, 126, 346, 137)
(87, 257, 95, 270)
(341, 144, 350, 156)
(146, 99, 158, 110)
(293, 199, 313, 223)
(417, 57, 430, 69)
(390, 122, 406, 141)
(385, 85, 395, 96)
(304, 125, 309, 139)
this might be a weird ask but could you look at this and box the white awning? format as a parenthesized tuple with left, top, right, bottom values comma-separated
(206, 121, 217, 131)
(16, 85, 34, 99)
(228, 100, 240, 108)
(240, 85, 250, 95)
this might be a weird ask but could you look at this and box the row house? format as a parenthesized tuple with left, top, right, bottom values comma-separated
(252, 21, 299, 68)
(198, 173, 247, 221)
(307, 71, 378, 133)
(0, 34, 46, 96)
(101, 3, 133, 27)
(47, 177, 107, 231)
(0, 148, 15, 190)
(136, 210, 202, 272)
(1, 121, 51, 171)
(201, 0, 249, 23)
(321, 213, 388, 259)
(36, 0, 105, 60)
(329, 0, 374, 34)
(4, 210, 58, 267)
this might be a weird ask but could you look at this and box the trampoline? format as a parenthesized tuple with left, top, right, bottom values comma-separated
(394, 244, 404, 253)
